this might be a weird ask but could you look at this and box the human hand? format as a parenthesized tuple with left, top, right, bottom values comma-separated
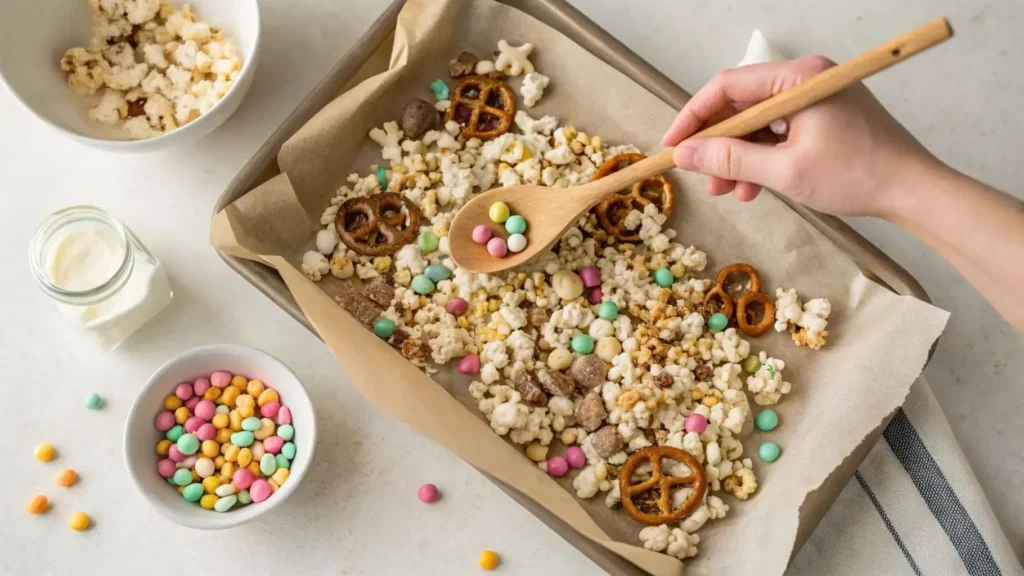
(663, 56, 938, 219)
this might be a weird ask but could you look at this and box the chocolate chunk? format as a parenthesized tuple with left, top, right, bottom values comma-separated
(513, 371, 548, 407)
(448, 50, 479, 77)
(576, 394, 608, 432)
(401, 99, 438, 139)
(363, 276, 396, 308)
(654, 374, 674, 389)
(127, 98, 147, 118)
(389, 329, 409, 348)
(591, 426, 624, 458)
(568, 354, 607, 389)
(528, 307, 549, 328)
(535, 370, 574, 397)
(694, 364, 713, 382)
(336, 284, 383, 328)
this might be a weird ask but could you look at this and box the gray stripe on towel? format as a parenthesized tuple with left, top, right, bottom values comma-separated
(855, 470, 923, 575)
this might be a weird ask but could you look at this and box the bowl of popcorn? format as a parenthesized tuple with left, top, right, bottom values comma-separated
(124, 344, 316, 529)
(0, 0, 260, 152)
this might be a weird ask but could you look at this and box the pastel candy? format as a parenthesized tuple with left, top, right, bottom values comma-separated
(172, 469, 192, 486)
(193, 377, 212, 395)
(176, 434, 200, 456)
(165, 425, 184, 442)
(276, 406, 292, 425)
(185, 396, 201, 411)
(275, 454, 290, 470)
(175, 383, 194, 401)
(232, 468, 255, 490)
(210, 371, 232, 388)
(157, 459, 176, 478)
(281, 442, 296, 460)
(263, 436, 284, 455)
(194, 400, 216, 421)
(214, 494, 237, 512)
(237, 490, 251, 505)
(196, 423, 217, 441)
(154, 411, 175, 431)
(168, 444, 185, 463)
(241, 417, 262, 431)
(260, 401, 281, 419)
(230, 431, 255, 447)
(565, 446, 586, 469)
(277, 424, 294, 442)
(260, 453, 277, 476)
(184, 416, 203, 433)
(249, 479, 272, 503)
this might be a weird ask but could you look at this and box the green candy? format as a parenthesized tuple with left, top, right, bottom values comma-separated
(424, 264, 450, 284)
(260, 453, 278, 476)
(241, 417, 262, 432)
(276, 454, 291, 470)
(281, 442, 296, 460)
(653, 267, 673, 288)
(755, 409, 778, 432)
(373, 318, 395, 339)
(597, 301, 618, 320)
(411, 274, 436, 295)
(504, 215, 527, 235)
(176, 433, 200, 456)
(376, 165, 387, 191)
(165, 425, 184, 442)
(172, 469, 192, 486)
(571, 334, 595, 354)
(759, 442, 781, 463)
(277, 424, 295, 441)
(237, 489, 251, 505)
(166, 477, 176, 485)
(84, 393, 103, 410)
(707, 312, 729, 332)
(214, 494, 238, 512)
(418, 231, 439, 253)
(742, 355, 761, 374)
(230, 431, 255, 447)
(182, 483, 204, 502)
(429, 79, 449, 100)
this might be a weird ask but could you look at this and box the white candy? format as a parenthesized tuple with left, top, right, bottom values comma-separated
(195, 457, 215, 478)
(507, 233, 527, 253)
(215, 483, 236, 497)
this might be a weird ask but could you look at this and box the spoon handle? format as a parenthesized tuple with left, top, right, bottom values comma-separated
(587, 16, 952, 202)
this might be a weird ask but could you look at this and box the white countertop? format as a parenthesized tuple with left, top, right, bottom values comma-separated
(1, 1, 1020, 574)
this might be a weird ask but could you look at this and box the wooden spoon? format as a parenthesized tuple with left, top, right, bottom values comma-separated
(448, 17, 952, 274)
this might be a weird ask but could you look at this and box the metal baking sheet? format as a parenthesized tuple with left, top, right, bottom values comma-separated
(212, 1, 931, 573)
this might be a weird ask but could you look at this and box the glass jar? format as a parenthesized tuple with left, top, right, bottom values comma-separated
(29, 206, 173, 349)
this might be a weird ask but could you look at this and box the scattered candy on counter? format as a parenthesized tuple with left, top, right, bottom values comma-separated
(525, 442, 548, 462)
(759, 442, 781, 463)
(478, 550, 500, 571)
(547, 456, 568, 477)
(653, 267, 673, 288)
(84, 393, 103, 410)
(684, 413, 708, 434)
(419, 231, 439, 254)
(67, 511, 90, 531)
(755, 408, 778, 432)
(374, 318, 396, 339)
(707, 312, 729, 333)
(597, 301, 618, 320)
(26, 495, 48, 515)
(34, 443, 55, 462)
(56, 468, 78, 487)
(458, 354, 480, 375)
(446, 297, 468, 316)
(565, 446, 586, 469)
(417, 483, 440, 504)
(570, 334, 594, 355)
(376, 165, 387, 190)
(429, 79, 449, 100)
(412, 274, 436, 295)
(578, 266, 600, 288)
(743, 355, 761, 374)
(154, 371, 297, 512)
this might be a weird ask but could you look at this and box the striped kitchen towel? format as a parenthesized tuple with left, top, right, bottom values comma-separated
(787, 378, 1022, 576)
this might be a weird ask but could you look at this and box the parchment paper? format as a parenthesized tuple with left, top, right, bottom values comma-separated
(211, 0, 949, 573)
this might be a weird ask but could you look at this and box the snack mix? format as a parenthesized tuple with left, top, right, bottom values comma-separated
(60, 1, 243, 140)
(302, 39, 832, 562)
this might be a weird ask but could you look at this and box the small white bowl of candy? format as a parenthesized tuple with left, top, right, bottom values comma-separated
(124, 344, 316, 529)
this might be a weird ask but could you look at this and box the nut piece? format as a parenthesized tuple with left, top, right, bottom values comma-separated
(363, 276, 396, 308)
(546, 348, 573, 371)
(568, 354, 607, 389)
(591, 426, 623, 458)
(694, 365, 713, 382)
(448, 50, 479, 78)
(400, 339, 430, 362)
(529, 307, 549, 328)
(401, 99, 439, 140)
(576, 394, 608, 432)
(513, 371, 548, 407)
(535, 370, 574, 397)
(551, 270, 584, 301)
(654, 374, 674, 389)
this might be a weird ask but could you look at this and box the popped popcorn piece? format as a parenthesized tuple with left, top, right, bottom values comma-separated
(89, 89, 127, 125)
(316, 228, 340, 255)
(573, 466, 600, 499)
(774, 288, 831, 349)
(494, 40, 535, 76)
(301, 251, 330, 281)
(514, 111, 558, 136)
(520, 72, 550, 107)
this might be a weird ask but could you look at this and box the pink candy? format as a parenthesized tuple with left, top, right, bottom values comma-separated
(471, 225, 493, 244)
(249, 479, 272, 503)
(193, 377, 212, 395)
(183, 416, 203, 433)
(232, 468, 255, 490)
(565, 446, 586, 469)
(260, 401, 281, 419)
(578, 266, 601, 288)
(547, 456, 569, 477)
(154, 411, 175, 431)
(587, 288, 603, 305)
(193, 400, 215, 421)
(168, 444, 185, 463)
(487, 237, 507, 258)
(263, 436, 284, 455)
(276, 406, 292, 426)
(446, 297, 469, 317)
(210, 371, 231, 388)
(417, 483, 440, 504)
(185, 396, 201, 411)
(157, 459, 176, 478)
(458, 354, 480, 374)
(684, 413, 708, 434)
(175, 383, 194, 400)
(196, 423, 217, 441)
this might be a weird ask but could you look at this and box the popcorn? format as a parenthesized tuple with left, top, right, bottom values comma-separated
(494, 39, 535, 76)
(369, 121, 404, 164)
(89, 89, 127, 125)
(514, 111, 558, 135)
(573, 466, 601, 498)
(301, 251, 329, 281)
(774, 288, 831, 349)
(316, 228, 340, 255)
(520, 72, 550, 107)
(745, 352, 792, 405)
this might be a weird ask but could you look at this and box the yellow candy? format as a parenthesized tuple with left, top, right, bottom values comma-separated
(55, 468, 77, 487)
(238, 405, 255, 419)
(268, 479, 280, 493)
(257, 388, 279, 408)
(202, 477, 221, 494)
(237, 448, 253, 468)
(203, 387, 222, 401)
(228, 410, 243, 432)
(191, 469, 200, 482)
(155, 439, 172, 456)
(220, 386, 241, 408)
(246, 462, 261, 477)
(213, 456, 226, 469)
(34, 443, 55, 462)
(163, 395, 183, 410)
(224, 445, 240, 463)
(253, 418, 276, 441)
(177, 485, 187, 494)
(235, 394, 255, 410)
(488, 201, 510, 223)
(201, 440, 220, 459)
(271, 468, 289, 486)
(26, 494, 48, 515)
(211, 413, 229, 429)
(221, 462, 236, 478)
(215, 429, 232, 444)
(173, 406, 190, 425)
(246, 380, 265, 396)
(68, 511, 90, 531)
(478, 550, 499, 570)
(199, 494, 218, 510)
(230, 375, 248, 389)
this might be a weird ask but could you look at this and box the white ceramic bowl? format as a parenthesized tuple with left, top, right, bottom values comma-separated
(0, 0, 260, 152)
(124, 344, 316, 529)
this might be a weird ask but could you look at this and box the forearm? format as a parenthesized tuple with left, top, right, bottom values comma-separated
(887, 161, 1024, 331)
